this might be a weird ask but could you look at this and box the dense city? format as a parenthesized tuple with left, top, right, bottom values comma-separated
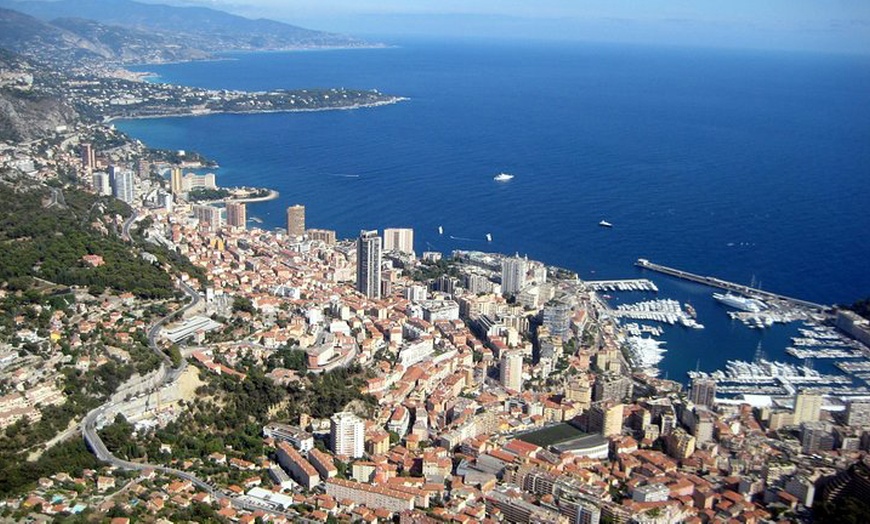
(2, 2, 870, 523)
(1, 104, 869, 524)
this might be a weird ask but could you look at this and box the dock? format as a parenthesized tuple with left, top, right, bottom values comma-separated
(585, 279, 658, 293)
(635, 259, 830, 313)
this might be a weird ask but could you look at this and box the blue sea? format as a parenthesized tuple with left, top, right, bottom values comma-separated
(119, 38, 870, 383)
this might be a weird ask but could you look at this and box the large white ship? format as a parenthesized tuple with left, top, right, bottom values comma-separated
(712, 292, 766, 312)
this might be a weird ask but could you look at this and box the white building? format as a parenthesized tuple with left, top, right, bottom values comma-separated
(420, 300, 460, 322)
(92, 171, 111, 196)
(182, 172, 216, 192)
(383, 228, 415, 256)
(110, 166, 135, 204)
(330, 411, 365, 458)
(500, 351, 523, 392)
(501, 255, 528, 295)
(399, 338, 435, 368)
(404, 285, 428, 302)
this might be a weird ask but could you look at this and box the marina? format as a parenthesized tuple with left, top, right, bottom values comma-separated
(609, 298, 704, 329)
(620, 322, 664, 338)
(786, 347, 863, 359)
(689, 358, 863, 397)
(835, 361, 870, 374)
(625, 336, 667, 375)
(687, 319, 870, 400)
(586, 279, 658, 293)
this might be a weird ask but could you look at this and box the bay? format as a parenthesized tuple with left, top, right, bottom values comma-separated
(118, 38, 870, 383)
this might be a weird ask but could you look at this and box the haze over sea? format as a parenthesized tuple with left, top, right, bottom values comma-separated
(119, 38, 870, 383)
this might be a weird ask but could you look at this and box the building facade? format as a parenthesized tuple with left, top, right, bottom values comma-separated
(689, 377, 717, 408)
(383, 227, 415, 255)
(500, 351, 523, 392)
(330, 411, 365, 458)
(109, 166, 135, 204)
(286, 204, 306, 239)
(356, 230, 382, 299)
(170, 166, 184, 194)
(225, 202, 246, 228)
(501, 255, 528, 295)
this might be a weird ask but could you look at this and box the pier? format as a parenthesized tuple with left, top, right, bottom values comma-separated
(635, 259, 830, 313)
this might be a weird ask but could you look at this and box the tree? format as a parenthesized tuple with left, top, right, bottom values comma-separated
(232, 297, 255, 314)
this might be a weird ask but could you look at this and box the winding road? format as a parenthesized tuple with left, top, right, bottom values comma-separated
(80, 280, 316, 519)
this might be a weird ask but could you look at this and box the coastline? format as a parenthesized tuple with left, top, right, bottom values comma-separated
(223, 189, 280, 204)
(123, 44, 395, 82)
(103, 97, 409, 124)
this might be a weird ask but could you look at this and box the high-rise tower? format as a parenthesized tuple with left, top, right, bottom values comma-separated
(170, 166, 184, 194)
(689, 377, 717, 408)
(499, 351, 523, 392)
(794, 390, 822, 425)
(286, 204, 306, 239)
(330, 411, 364, 458)
(225, 202, 246, 229)
(109, 165, 135, 204)
(356, 230, 382, 299)
(80, 143, 95, 171)
(501, 254, 528, 295)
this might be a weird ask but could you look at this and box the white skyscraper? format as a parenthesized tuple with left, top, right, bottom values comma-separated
(330, 411, 365, 458)
(357, 230, 382, 299)
(501, 255, 528, 295)
(92, 171, 111, 196)
(500, 351, 523, 392)
(383, 228, 415, 256)
(109, 165, 135, 204)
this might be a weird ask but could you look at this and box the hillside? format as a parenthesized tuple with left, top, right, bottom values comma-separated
(0, 0, 366, 57)
(0, 7, 113, 66)
(0, 88, 77, 142)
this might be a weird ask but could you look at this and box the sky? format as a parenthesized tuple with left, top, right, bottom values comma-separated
(153, 0, 870, 53)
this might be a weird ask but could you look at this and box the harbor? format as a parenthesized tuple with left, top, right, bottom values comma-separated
(609, 298, 704, 329)
(635, 258, 831, 314)
(688, 357, 869, 397)
(585, 279, 658, 293)
(688, 321, 870, 400)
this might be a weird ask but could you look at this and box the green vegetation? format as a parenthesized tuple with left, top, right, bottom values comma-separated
(100, 414, 141, 459)
(232, 296, 255, 314)
(146, 148, 217, 167)
(410, 258, 460, 282)
(516, 423, 586, 447)
(188, 188, 231, 201)
(302, 364, 377, 419)
(0, 181, 175, 299)
(265, 345, 307, 372)
(120, 361, 376, 474)
(0, 438, 100, 496)
(815, 496, 870, 523)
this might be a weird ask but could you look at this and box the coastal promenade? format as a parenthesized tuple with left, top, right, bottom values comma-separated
(635, 258, 830, 313)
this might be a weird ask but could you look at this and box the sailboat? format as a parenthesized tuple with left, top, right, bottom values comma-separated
(438, 226, 443, 235)
(486, 233, 492, 242)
